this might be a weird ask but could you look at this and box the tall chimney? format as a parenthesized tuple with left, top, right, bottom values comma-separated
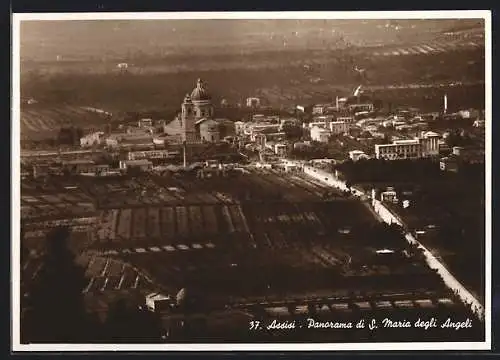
(183, 141, 187, 168)
(443, 94, 448, 114)
(336, 96, 339, 110)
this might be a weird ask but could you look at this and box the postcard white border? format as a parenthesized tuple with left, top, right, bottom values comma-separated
(11, 10, 492, 352)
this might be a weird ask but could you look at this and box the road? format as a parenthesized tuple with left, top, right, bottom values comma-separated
(286, 159, 484, 321)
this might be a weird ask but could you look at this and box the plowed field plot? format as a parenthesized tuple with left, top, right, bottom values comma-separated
(175, 206, 189, 238)
(202, 206, 219, 234)
(160, 207, 176, 238)
(116, 209, 132, 240)
(146, 207, 161, 238)
(20, 105, 110, 142)
(131, 208, 147, 240)
(188, 206, 204, 235)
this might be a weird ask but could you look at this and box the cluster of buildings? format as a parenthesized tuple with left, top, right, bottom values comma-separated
(374, 131, 440, 160)
(73, 79, 484, 172)
(307, 116, 353, 142)
(80, 79, 237, 150)
(439, 146, 485, 173)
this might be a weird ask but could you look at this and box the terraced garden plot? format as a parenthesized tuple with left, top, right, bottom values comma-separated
(57, 194, 81, 204)
(33, 204, 59, 217)
(108, 210, 119, 242)
(116, 209, 132, 240)
(107, 260, 124, 277)
(188, 206, 204, 235)
(175, 206, 189, 238)
(227, 205, 246, 233)
(97, 210, 114, 241)
(201, 205, 219, 234)
(221, 205, 236, 233)
(21, 106, 109, 141)
(158, 207, 175, 239)
(21, 205, 38, 218)
(146, 207, 161, 238)
(131, 208, 147, 240)
(119, 267, 139, 289)
(104, 275, 122, 290)
(39, 194, 62, 203)
(85, 256, 107, 278)
(21, 196, 40, 204)
(266, 229, 288, 250)
(288, 175, 329, 197)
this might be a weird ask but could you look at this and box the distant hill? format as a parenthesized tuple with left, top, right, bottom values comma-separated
(20, 19, 483, 63)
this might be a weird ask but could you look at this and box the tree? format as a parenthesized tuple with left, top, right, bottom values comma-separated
(282, 124, 303, 141)
(22, 226, 95, 343)
(57, 126, 83, 146)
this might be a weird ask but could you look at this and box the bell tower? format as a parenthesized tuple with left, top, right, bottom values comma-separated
(181, 93, 197, 142)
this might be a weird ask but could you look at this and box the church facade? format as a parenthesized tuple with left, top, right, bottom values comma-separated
(163, 78, 214, 143)
(163, 78, 234, 144)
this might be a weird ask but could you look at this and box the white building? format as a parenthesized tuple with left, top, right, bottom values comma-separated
(375, 139, 422, 160)
(245, 123, 281, 139)
(119, 159, 153, 171)
(349, 150, 369, 161)
(336, 116, 354, 124)
(310, 126, 331, 143)
(105, 137, 119, 147)
(252, 114, 265, 122)
(234, 121, 246, 135)
(274, 143, 288, 157)
(381, 189, 398, 203)
(145, 292, 171, 312)
(473, 119, 486, 128)
(80, 132, 104, 147)
(311, 158, 336, 165)
(304, 121, 328, 129)
(420, 131, 440, 156)
(329, 121, 349, 135)
(312, 104, 327, 115)
(374, 131, 440, 160)
(348, 103, 374, 113)
(246, 97, 261, 108)
(127, 149, 180, 161)
(138, 118, 153, 128)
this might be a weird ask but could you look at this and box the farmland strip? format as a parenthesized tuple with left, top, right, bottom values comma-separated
(175, 206, 189, 237)
(132, 208, 147, 240)
(228, 205, 244, 232)
(117, 209, 132, 241)
(188, 206, 203, 235)
(221, 205, 235, 233)
(160, 207, 176, 237)
(202, 205, 218, 233)
(147, 207, 161, 238)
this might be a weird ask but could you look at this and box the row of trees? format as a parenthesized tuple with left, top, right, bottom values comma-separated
(57, 126, 84, 146)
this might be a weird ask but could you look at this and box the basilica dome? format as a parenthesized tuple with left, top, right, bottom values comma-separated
(190, 78, 211, 102)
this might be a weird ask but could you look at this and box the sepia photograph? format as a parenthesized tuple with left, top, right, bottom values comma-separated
(11, 11, 491, 351)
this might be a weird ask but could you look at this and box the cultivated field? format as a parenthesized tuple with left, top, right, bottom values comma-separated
(19, 169, 484, 341)
(60, 171, 448, 310)
(21, 251, 155, 313)
(20, 104, 110, 141)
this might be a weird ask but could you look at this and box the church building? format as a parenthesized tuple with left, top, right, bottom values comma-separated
(164, 78, 219, 143)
